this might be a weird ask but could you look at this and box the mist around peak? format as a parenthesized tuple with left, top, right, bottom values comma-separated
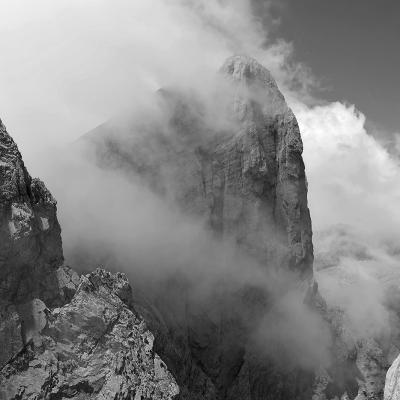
(3, 0, 400, 386)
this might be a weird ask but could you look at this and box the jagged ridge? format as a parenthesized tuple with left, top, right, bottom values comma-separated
(0, 120, 178, 399)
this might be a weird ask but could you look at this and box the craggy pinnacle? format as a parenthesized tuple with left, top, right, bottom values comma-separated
(0, 119, 65, 307)
(82, 56, 391, 400)
(86, 55, 314, 280)
(0, 118, 76, 368)
(82, 55, 317, 399)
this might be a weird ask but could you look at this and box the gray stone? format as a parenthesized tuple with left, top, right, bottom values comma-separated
(0, 269, 179, 400)
(82, 55, 316, 400)
(0, 120, 178, 400)
(0, 118, 64, 308)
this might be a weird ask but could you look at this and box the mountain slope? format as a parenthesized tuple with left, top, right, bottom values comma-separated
(0, 120, 178, 399)
(80, 55, 320, 399)
(0, 55, 393, 400)
(0, 117, 73, 367)
(80, 55, 395, 400)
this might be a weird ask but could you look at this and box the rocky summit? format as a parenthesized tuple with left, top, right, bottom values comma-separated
(81, 55, 317, 399)
(0, 56, 398, 400)
(0, 118, 76, 368)
(87, 55, 314, 280)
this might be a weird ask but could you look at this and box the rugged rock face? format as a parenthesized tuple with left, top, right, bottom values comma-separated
(218, 56, 313, 276)
(0, 118, 65, 307)
(0, 118, 78, 368)
(0, 269, 179, 400)
(1, 56, 393, 400)
(87, 55, 313, 279)
(81, 56, 398, 400)
(0, 120, 178, 399)
(82, 56, 318, 399)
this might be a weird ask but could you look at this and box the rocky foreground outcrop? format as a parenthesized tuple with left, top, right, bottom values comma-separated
(0, 268, 178, 400)
(0, 118, 77, 368)
(0, 120, 178, 399)
(0, 118, 70, 306)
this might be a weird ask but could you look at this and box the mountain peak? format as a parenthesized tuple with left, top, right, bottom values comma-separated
(221, 55, 278, 88)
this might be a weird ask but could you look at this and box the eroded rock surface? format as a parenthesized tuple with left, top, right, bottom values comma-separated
(0, 119, 79, 368)
(81, 56, 320, 400)
(0, 269, 179, 400)
(86, 55, 313, 279)
(1, 56, 392, 400)
(0, 120, 178, 399)
(81, 56, 396, 400)
(0, 119, 65, 306)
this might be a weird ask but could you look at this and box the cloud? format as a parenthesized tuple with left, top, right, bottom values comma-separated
(2, 0, 400, 369)
(292, 100, 400, 339)
(254, 288, 332, 369)
(0, 0, 317, 171)
(296, 101, 400, 237)
(0, 0, 258, 161)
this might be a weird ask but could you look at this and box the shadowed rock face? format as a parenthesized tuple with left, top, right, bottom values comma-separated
(0, 121, 178, 399)
(86, 55, 313, 278)
(1, 56, 388, 400)
(218, 56, 313, 276)
(0, 269, 179, 400)
(0, 118, 75, 368)
(81, 56, 316, 399)
(81, 56, 393, 400)
(0, 119, 64, 307)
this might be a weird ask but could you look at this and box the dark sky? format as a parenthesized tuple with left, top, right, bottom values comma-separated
(253, 0, 400, 136)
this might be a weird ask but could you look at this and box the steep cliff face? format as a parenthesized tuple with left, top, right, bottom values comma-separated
(86, 56, 313, 279)
(218, 56, 313, 277)
(0, 118, 76, 368)
(0, 119, 64, 307)
(82, 56, 317, 399)
(1, 56, 390, 400)
(0, 120, 178, 399)
(80, 56, 396, 400)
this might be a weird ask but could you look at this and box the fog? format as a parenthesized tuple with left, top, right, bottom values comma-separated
(0, 0, 312, 165)
(297, 101, 400, 344)
(1, 0, 400, 372)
